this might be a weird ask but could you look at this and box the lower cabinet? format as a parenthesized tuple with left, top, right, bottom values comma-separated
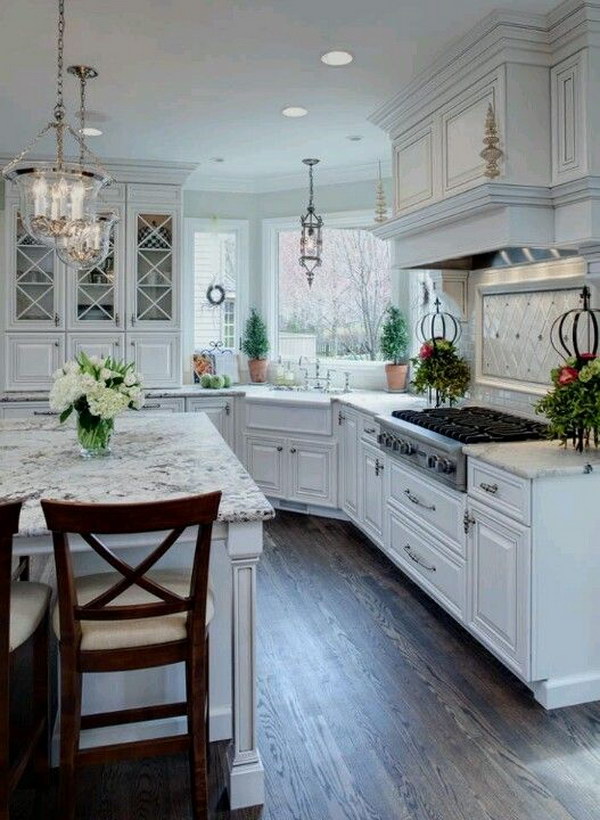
(466, 498, 531, 678)
(0, 401, 53, 419)
(186, 397, 235, 449)
(360, 442, 385, 546)
(5, 333, 64, 390)
(244, 434, 337, 508)
(338, 407, 360, 519)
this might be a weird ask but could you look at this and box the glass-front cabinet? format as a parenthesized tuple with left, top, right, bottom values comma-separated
(9, 205, 63, 330)
(128, 209, 179, 329)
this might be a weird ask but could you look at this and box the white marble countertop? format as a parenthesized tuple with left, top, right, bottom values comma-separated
(0, 413, 274, 536)
(463, 440, 600, 479)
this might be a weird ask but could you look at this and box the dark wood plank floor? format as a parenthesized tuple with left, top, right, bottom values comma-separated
(11, 511, 600, 819)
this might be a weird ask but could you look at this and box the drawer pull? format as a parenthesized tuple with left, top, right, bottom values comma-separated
(33, 410, 58, 416)
(404, 489, 436, 511)
(403, 544, 436, 572)
(480, 482, 498, 494)
(364, 427, 376, 434)
(141, 403, 161, 409)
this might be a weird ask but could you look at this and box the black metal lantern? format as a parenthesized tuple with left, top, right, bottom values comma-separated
(299, 158, 323, 287)
(551, 286, 600, 362)
(416, 297, 462, 346)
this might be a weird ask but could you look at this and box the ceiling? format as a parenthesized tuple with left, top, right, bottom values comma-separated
(0, 0, 558, 190)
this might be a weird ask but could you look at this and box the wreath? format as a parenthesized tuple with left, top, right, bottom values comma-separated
(206, 284, 226, 306)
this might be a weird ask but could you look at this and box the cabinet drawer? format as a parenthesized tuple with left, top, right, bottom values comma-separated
(360, 416, 380, 444)
(388, 460, 466, 556)
(468, 460, 530, 525)
(388, 509, 466, 621)
(138, 398, 185, 414)
(0, 402, 53, 419)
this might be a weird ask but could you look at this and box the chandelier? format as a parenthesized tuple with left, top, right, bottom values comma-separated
(2, 0, 112, 258)
(299, 158, 323, 287)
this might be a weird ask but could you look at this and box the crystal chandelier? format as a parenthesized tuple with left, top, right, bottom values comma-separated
(56, 66, 118, 269)
(299, 158, 323, 287)
(2, 0, 112, 254)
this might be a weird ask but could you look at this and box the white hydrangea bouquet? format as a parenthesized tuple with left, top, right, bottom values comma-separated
(50, 352, 145, 457)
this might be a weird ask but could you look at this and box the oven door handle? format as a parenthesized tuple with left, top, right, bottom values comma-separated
(404, 489, 436, 511)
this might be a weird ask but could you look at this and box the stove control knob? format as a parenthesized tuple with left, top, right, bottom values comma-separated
(436, 458, 455, 475)
(426, 454, 439, 470)
(399, 440, 415, 455)
(385, 434, 395, 448)
(392, 437, 401, 451)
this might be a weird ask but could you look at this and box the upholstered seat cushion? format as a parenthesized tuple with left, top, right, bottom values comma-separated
(52, 569, 215, 652)
(10, 582, 51, 652)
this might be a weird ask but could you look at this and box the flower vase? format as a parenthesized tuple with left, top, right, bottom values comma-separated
(76, 414, 113, 458)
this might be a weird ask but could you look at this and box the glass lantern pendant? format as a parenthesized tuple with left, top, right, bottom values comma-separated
(299, 158, 323, 287)
(56, 212, 118, 268)
(1, 0, 112, 251)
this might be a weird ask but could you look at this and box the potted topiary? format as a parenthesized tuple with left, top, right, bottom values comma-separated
(380, 305, 409, 391)
(242, 308, 270, 383)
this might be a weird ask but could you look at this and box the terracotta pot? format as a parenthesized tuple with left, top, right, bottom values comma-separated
(385, 363, 408, 391)
(248, 358, 269, 383)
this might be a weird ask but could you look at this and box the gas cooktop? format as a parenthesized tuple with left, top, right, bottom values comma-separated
(391, 406, 548, 445)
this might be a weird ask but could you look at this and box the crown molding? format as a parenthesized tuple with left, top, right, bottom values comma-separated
(185, 159, 393, 194)
(0, 154, 198, 186)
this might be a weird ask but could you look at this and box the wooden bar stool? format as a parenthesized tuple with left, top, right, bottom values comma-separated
(0, 500, 50, 820)
(41, 491, 221, 820)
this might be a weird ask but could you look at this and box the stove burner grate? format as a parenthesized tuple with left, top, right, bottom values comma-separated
(391, 406, 548, 444)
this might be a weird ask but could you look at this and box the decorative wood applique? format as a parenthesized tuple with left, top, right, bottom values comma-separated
(480, 104, 504, 179)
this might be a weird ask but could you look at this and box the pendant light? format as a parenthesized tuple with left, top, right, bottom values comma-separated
(2, 0, 112, 251)
(56, 66, 118, 269)
(299, 158, 323, 287)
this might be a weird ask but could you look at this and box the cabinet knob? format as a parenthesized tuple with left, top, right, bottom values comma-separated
(115, 313, 120, 327)
(131, 313, 136, 326)
(277, 446, 283, 452)
(225, 402, 230, 415)
(290, 447, 297, 454)
(54, 341, 60, 348)
(54, 313, 60, 327)
(114, 340, 120, 347)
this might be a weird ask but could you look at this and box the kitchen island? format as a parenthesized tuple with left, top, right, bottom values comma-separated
(0, 412, 274, 810)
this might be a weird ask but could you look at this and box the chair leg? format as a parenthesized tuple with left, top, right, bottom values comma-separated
(186, 642, 208, 820)
(59, 647, 82, 820)
(32, 610, 50, 787)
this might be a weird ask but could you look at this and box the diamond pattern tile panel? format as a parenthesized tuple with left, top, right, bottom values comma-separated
(482, 288, 581, 384)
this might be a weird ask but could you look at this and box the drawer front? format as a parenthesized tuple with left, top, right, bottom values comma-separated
(138, 398, 186, 414)
(360, 415, 380, 444)
(388, 509, 466, 621)
(0, 402, 53, 419)
(388, 460, 466, 556)
(245, 399, 332, 436)
(468, 460, 530, 525)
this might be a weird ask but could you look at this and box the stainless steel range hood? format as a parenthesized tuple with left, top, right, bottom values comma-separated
(413, 246, 579, 272)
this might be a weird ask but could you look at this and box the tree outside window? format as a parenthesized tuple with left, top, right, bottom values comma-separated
(278, 228, 392, 361)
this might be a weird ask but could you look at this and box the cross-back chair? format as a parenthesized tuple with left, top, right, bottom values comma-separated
(41, 491, 222, 820)
(0, 499, 50, 820)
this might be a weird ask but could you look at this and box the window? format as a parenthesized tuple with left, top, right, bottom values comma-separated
(276, 224, 392, 362)
(184, 219, 248, 360)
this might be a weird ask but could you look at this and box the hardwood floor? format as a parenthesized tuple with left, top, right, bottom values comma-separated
(11, 511, 600, 819)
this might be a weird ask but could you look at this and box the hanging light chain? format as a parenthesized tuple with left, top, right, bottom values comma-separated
(308, 162, 314, 210)
(54, 0, 67, 168)
(78, 69, 87, 166)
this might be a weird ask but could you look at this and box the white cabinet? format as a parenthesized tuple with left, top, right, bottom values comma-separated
(186, 397, 235, 449)
(5, 333, 64, 390)
(245, 436, 285, 497)
(288, 439, 337, 507)
(67, 333, 125, 362)
(337, 407, 360, 519)
(466, 498, 531, 678)
(0, 401, 52, 419)
(244, 433, 337, 508)
(128, 333, 181, 388)
(360, 442, 385, 546)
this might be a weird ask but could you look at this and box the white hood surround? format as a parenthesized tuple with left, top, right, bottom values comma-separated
(371, 0, 600, 283)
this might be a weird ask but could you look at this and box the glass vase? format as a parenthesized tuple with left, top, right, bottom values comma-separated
(76, 414, 113, 458)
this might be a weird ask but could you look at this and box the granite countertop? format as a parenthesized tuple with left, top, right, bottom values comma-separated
(463, 440, 600, 479)
(0, 413, 274, 536)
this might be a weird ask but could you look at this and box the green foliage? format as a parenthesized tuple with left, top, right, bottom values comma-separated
(411, 339, 470, 404)
(380, 305, 409, 365)
(535, 357, 600, 450)
(242, 309, 270, 360)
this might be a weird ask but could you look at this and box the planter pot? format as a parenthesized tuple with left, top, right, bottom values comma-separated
(248, 358, 269, 383)
(385, 363, 408, 392)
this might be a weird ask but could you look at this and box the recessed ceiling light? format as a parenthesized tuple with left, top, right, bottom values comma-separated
(321, 50, 353, 67)
(347, 135, 363, 142)
(282, 106, 308, 118)
(79, 127, 102, 137)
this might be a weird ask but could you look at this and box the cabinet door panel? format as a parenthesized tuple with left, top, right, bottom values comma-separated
(187, 398, 234, 448)
(245, 436, 285, 496)
(67, 333, 125, 362)
(468, 500, 530, 678)
(442, 83, 497, 194)
(394, 124, 435, 211)
(6, 334, 64, 390)
(338, 408, 359, 519)
(128, 333, 181, 388)
(288, 440, 336, 507)
(361, 443, 384, 545)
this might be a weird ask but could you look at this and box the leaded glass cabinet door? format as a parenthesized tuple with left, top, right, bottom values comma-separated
(128, 209, 179, 329)
(8, 204, 63, 330)
(67, 205, 125, 331)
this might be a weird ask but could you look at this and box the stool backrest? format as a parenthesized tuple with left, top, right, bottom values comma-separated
(0, 500, 23, 661)
(41, 492, 221, 647)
